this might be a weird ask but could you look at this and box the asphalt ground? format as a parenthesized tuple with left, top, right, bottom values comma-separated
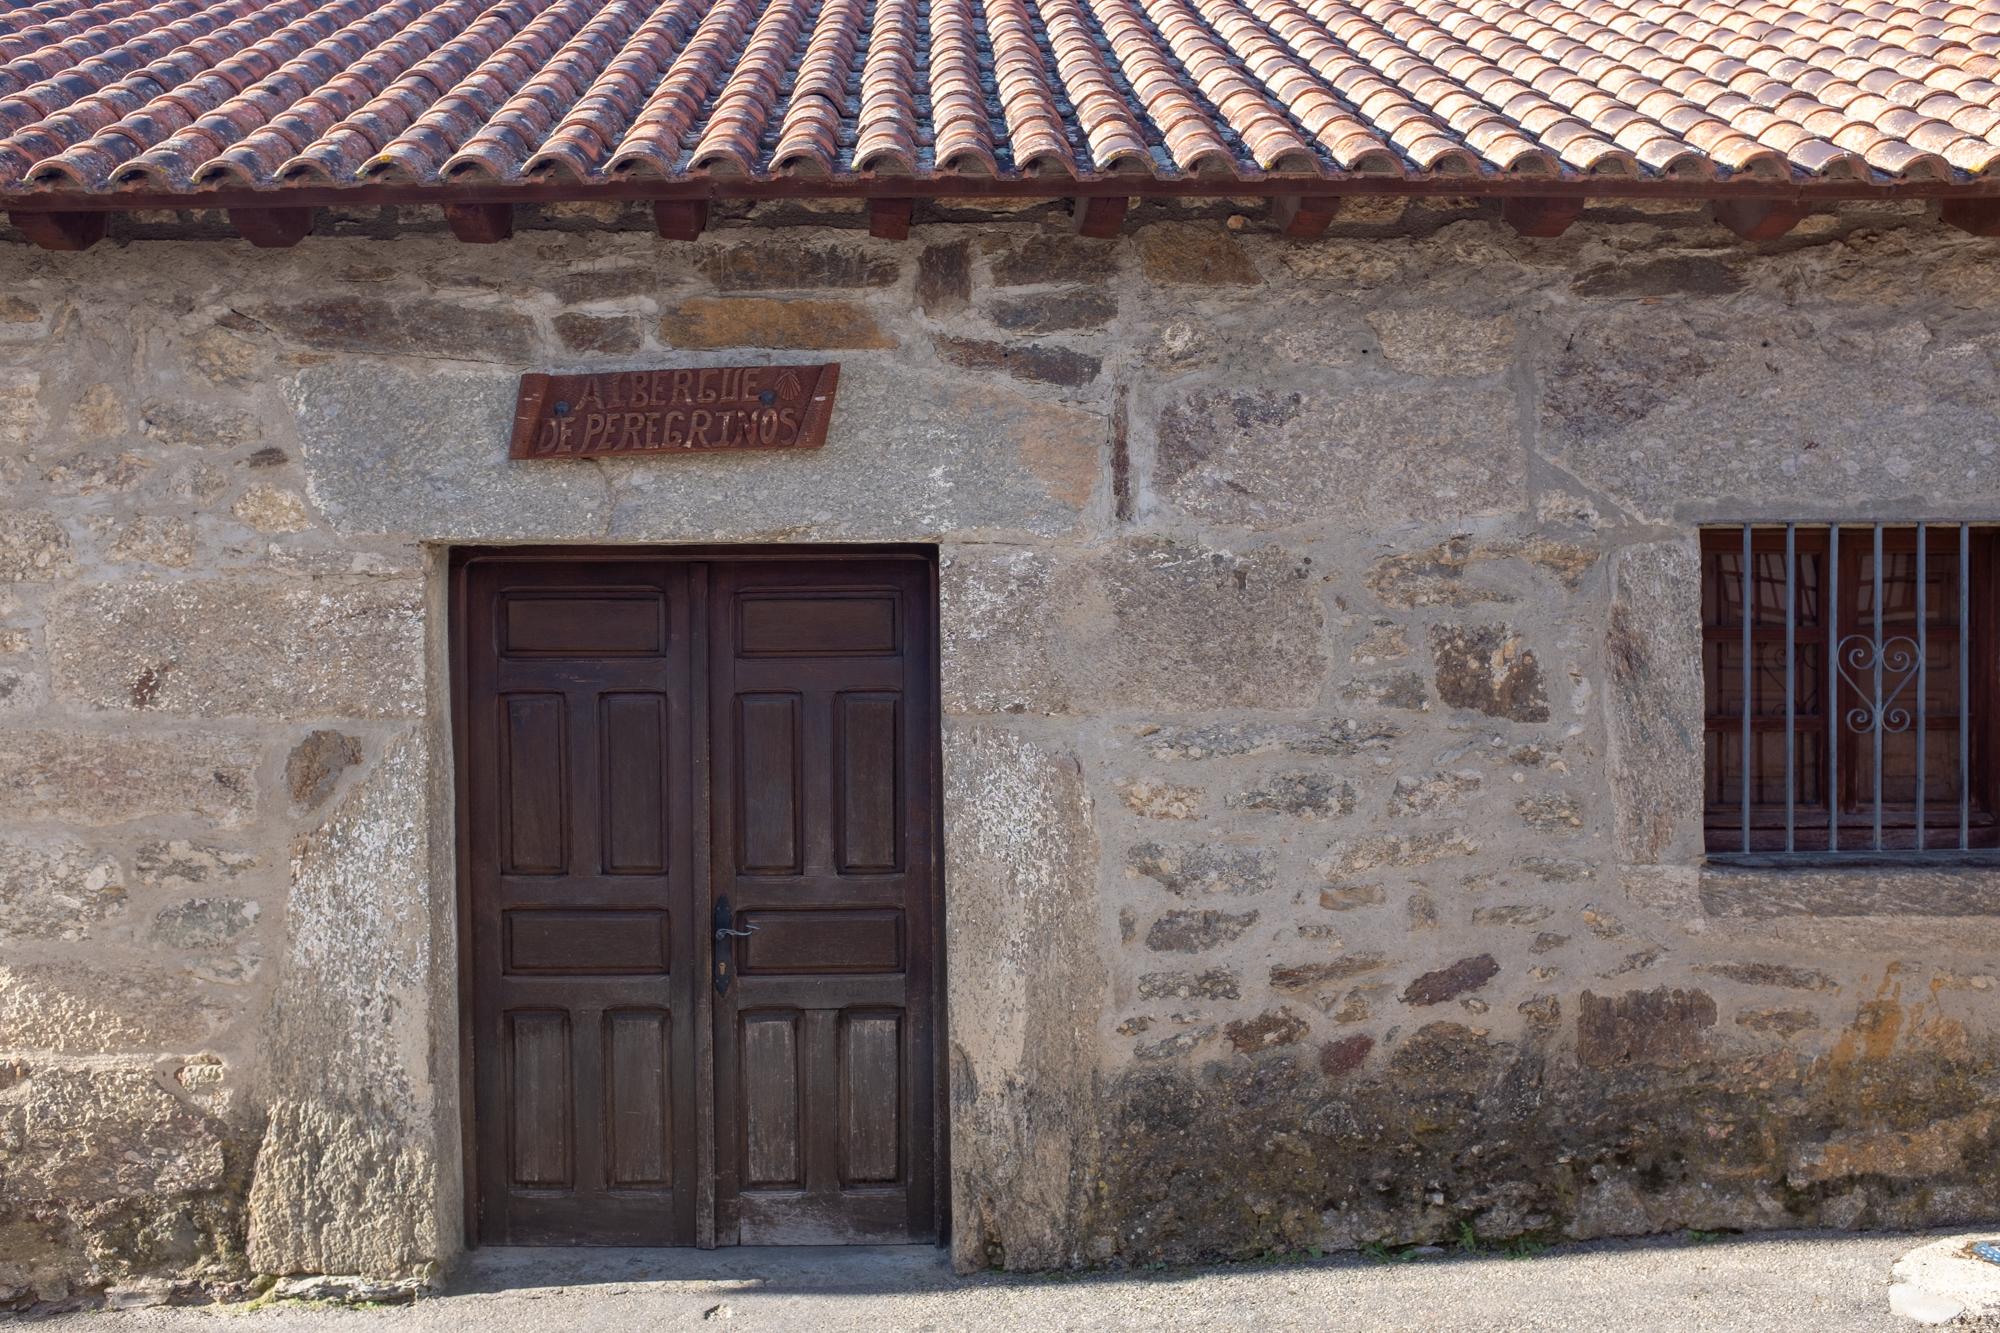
(56, 1228, 1991, 1332)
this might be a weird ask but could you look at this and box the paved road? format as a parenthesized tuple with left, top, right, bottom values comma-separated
(62, 1229, 1982, 1331)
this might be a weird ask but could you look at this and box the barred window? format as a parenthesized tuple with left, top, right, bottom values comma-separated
(1701, 525, 1998, 859)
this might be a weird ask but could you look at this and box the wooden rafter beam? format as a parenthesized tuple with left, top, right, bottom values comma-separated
(229, 207, 312, 248)
(1072, 194, 1128, 238)
(1502, 196, 1585, 237)
(1940, 198, 2000, 237)
(1712, 198, 1806, 240)
(653, 198, 708, 241)
(868, 196, 915, 240)
(444, 201, 513, 244)
(1272, 194, 1340, 239)
(11, 210, 105, 251)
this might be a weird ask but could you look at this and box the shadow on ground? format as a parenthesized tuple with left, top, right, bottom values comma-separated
(445, 1244, 962, 1297)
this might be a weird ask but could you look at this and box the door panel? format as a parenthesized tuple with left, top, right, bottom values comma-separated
(601, 694, 668, 872)
(466, 563, 698, 1246)
(710, 560, 938, 1245)
(463, 553, 937, 1248)
(841, 1011, 902, 1184)
(735, 694, 803, 874)
(836, 692, 901, 871)
(604, 1009, 674, 1188)
(507, 1011, 572, 1187)
(504, 909, 670, 974)
(741, 1011, 804, 1187)
(500, 695, 567, 873)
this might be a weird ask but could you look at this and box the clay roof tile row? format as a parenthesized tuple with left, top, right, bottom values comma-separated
(4, 0, 2000, 196)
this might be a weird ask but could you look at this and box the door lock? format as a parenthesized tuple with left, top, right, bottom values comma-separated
(712, 896, 757, 995)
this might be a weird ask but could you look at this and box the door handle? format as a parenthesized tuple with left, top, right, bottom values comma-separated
(711, 897, 756, 995)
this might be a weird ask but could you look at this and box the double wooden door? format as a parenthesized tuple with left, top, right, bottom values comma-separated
(458, 552, 939, 1247)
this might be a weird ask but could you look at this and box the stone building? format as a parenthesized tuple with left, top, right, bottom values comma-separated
(5, 0, 2000, 1311)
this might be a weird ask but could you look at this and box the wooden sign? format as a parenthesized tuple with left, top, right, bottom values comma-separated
(509, 364, 840, 459)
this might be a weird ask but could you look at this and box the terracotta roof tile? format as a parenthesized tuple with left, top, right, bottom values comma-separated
(5, 0, 2000, 195)
(767, 0, 863, 172)
(849, 0, 916, 170)
(608, 0, 759, 177)
(931, 0, 1000, 171)
(521, 0, 706, 178)
(986, 0, 1076, 172)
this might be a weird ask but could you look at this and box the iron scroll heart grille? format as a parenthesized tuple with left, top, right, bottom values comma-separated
(1835, 633, 1921, 735)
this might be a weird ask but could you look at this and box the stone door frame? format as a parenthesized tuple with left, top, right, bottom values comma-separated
(442, 543, 951, 1253)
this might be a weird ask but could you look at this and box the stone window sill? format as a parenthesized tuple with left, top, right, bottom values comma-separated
(1699, 860, 2000, 919)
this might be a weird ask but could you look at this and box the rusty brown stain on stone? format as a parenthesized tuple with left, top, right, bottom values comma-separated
(664, 298, 896, 351)
(1822, 970, 1974, 1092)
(1369, 536, 1509, 609)
(1010, 411, 1101, 510)
(1793, 1109, 1999, 1184)
(1829, 970, 1909, 1069)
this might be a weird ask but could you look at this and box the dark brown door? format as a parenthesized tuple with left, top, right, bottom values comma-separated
(709, 560, 938, 1244)
(460, 552, 938, 1248)
(463, 561, 699, 1245)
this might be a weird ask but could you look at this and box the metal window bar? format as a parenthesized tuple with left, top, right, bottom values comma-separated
(1873, 523, 1885, 852)
(1741, 523, 1752, 855)
(1827, 524, 1839, 854)
(1964, 522, 1973, 851)
(1917, 526, 1926, 851)
(1785, 523, 1796, 853)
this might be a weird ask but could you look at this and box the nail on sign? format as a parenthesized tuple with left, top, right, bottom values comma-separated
(508, 364, 840, 459)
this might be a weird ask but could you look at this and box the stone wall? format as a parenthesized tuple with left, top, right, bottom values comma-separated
(3, 195, 2000, 1306)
